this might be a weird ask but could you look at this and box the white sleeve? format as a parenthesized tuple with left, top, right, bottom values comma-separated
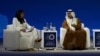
(13, 17, 22, 31)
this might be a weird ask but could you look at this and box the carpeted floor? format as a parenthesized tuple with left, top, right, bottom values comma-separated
(1, 38, 100, 56)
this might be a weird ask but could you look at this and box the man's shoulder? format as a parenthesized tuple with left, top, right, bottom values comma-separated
(75, 17, 79, 19)
(64, 18, 68, 21)
(75, 18, 80, 20)
(75, 18, 81, 22)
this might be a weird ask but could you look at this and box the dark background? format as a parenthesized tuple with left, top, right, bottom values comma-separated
(0, 0, 100, 39)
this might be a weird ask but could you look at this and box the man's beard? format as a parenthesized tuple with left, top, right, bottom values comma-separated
(65, 15, 73, 19)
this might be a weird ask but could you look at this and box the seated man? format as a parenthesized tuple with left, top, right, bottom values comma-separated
(62, 9, 86, 50)
(13, 9, 41, 51)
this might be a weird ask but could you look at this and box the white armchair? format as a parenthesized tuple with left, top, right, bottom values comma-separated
(3, 24, 41, 50)
(60, 23, 91, 49)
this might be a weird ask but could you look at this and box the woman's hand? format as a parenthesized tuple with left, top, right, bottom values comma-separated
(35, 38, 42, 42)
(20, 29, 26, 32)
(28, 27, 34, 32)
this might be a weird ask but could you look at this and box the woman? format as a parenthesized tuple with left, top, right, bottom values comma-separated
(13, 9, 41, 51)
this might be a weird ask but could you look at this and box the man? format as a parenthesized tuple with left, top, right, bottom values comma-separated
(62, 9, 86, 50)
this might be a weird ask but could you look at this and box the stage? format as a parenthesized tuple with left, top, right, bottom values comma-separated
(1, 39, 100, 56)
(1, 48, 100, 56)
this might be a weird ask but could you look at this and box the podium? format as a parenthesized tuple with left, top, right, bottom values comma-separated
(41, 30, 57, 49)
(93, 29, 100, 50)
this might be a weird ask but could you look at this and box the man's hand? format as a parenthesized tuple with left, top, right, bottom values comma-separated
(67, 27, 74, 32)
(67, 27, 70, 31)
(71, 24, 76, 27)
(20, 29, 26, 32)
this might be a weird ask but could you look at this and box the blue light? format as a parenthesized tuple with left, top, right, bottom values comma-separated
(0, 15, 8, 38)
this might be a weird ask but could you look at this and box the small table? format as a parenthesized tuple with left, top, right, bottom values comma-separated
(93, 29, 100, 50)
(41, 30, 58, 49)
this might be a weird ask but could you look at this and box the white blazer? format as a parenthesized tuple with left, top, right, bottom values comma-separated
(13, 17, 32, 31)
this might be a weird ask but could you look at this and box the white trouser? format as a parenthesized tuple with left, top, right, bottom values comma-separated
(20, 28, 38, 49)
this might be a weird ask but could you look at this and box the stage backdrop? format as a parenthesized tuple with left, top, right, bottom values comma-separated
(0, 0, 100, 39)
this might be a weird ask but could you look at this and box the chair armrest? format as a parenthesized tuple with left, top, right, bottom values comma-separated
(83, 27, 91, 48)
(81, 23, 85, 28)
(37, 29, 41, 38)
(60, 27, 67, 48)
(7, 24, 15, 30)
(3, 29, 21, 49)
